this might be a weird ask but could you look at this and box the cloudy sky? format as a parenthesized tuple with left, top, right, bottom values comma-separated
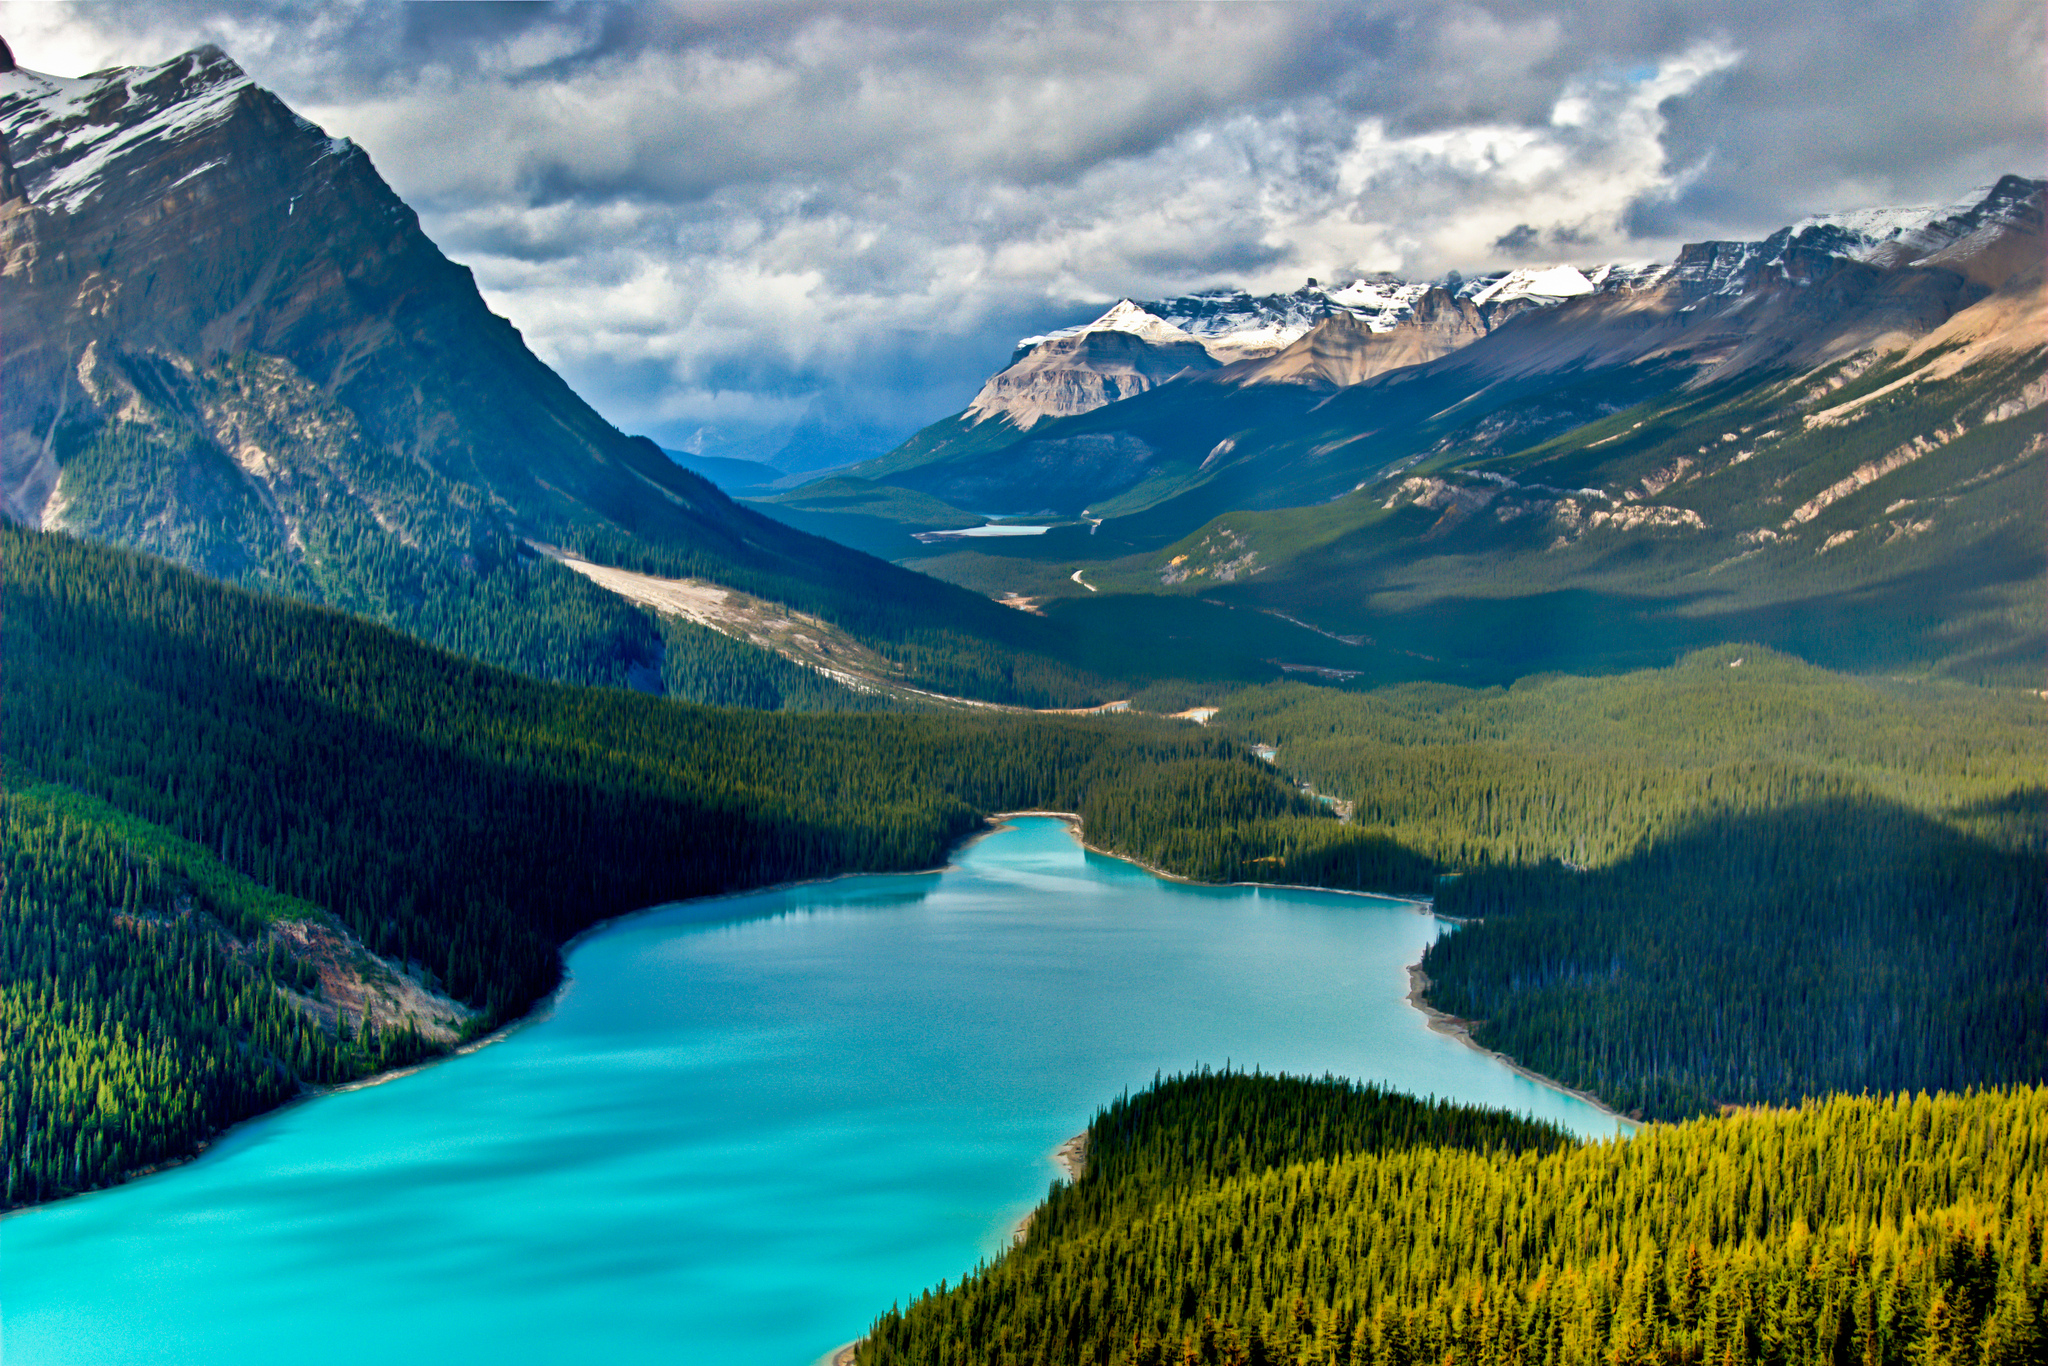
(3, 1, 2038, 468)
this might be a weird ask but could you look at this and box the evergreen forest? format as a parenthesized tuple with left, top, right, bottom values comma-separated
(1214, 662, 2046, 1118)
(860, 1072, 2048, 1366)
(9, 513, 2048, 1366)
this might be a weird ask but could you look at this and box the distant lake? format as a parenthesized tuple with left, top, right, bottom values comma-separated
(911, 523, 1052, 541)
(6, 818, 1624, 1366)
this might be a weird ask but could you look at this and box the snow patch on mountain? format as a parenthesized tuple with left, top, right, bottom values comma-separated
(1017, 300, 1200, 349)
(1462, 265, 1595, 308)
(1787, 187, 1996, 259)
(1061, 269, 1608, 364)
(1141, 281, 1444, 360)
(1670, 179, 2045, 297)
(0, 47, 253, 214)
(1004, 181, 2042, 370)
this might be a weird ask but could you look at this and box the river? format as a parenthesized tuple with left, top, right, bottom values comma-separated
(5, 817, 1624, 1365)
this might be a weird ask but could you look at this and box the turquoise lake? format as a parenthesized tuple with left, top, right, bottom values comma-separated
(5, 817, 1625, 1364)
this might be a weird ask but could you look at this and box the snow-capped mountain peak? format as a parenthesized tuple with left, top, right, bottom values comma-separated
(0, 47, 257, 214)
(1784, 185, 2000, 260)
(998, 180, 2044, 375)
(1017, 299, 1198, 349)
(1462, 264, 1595, 308)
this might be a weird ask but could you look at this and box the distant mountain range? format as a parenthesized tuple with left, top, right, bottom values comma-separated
(757, 176, 2043, 686)
(891, 178, 2042, 440)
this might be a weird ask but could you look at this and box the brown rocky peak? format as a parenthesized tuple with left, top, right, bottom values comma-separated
(0, 131, 23, 204)
(964, 322, 1218, 428)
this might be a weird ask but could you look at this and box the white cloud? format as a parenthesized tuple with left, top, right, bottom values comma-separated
(0, 2, 2034, 465)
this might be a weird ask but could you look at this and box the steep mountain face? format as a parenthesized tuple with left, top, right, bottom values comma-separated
(959, 270, 1635, 438)
(0, 45, 1108, 705)
(964, 302, 1220, 430)
(1212, 287, 1488, 390)
(0, 48, 739, 543)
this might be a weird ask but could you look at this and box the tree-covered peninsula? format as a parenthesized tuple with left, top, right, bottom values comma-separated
(861, 1071, 2048, 1366)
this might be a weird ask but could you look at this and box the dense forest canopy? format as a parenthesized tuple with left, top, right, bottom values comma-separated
(1211, 660, 2046, 1119)
(860, 1073, 2048, 1366)
(6, 523, 2045, 1201)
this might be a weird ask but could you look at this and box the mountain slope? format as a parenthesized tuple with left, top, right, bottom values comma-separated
(963, 302, 1221, 431)
(826, 180, 2038, 539)
(819, 181, 2042, 685)
(0, 45, 1115, 706)
(1090, 236, 2045, 685)
(0, 48, 712, 537)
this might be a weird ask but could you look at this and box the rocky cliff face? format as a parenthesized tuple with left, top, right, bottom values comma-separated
(1215, 287, 1489, 390)
(0, 47, 737, 543)
(964, 311, 1220, 430)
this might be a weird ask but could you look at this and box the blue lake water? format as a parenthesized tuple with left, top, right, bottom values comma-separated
(4, 817, 1625, 1365)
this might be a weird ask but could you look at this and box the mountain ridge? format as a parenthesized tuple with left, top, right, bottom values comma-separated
(816, 177, 2040, 526)
(923, 179, 2041, 446)
(0, 43, 1125, 707)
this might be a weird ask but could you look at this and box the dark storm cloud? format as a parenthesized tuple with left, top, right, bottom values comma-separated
(1493, 224, 1541, 255)
(2, 1, 2035, 464)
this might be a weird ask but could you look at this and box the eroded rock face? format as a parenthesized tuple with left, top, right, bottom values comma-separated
(965, 327, 1219, 430)
(0, 46, 728, 541)
(1219, 289, 1489, 390)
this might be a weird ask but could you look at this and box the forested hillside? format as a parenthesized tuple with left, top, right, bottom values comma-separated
(1424, 798, 2045, 1119)
(0, 526, 1343, 1206)
(9, 526, 2042, 1202)
(861, 1073, 2048, 1366)
(1216, 653, 2041, 867)
(1216, 654, 2046, 1119)
(0, 784, 427, 1206)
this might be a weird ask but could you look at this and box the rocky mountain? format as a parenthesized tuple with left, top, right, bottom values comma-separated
(1142, 281, 1435, 360)
(940, 185, 2038, 441)
(1132, 268, 1614, 363)
(1, 48, 694, 539)
(785, 178, 2041, 686)
(963, 301, 1220, 430)
(0, 43, 1107, 706)
(953, 272, 1630, 437)
(818, 179, 2040, 527)
(1211, 286, 1489, 390)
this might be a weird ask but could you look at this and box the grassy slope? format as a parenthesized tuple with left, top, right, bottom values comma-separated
(1029, 344, 2046, 688)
